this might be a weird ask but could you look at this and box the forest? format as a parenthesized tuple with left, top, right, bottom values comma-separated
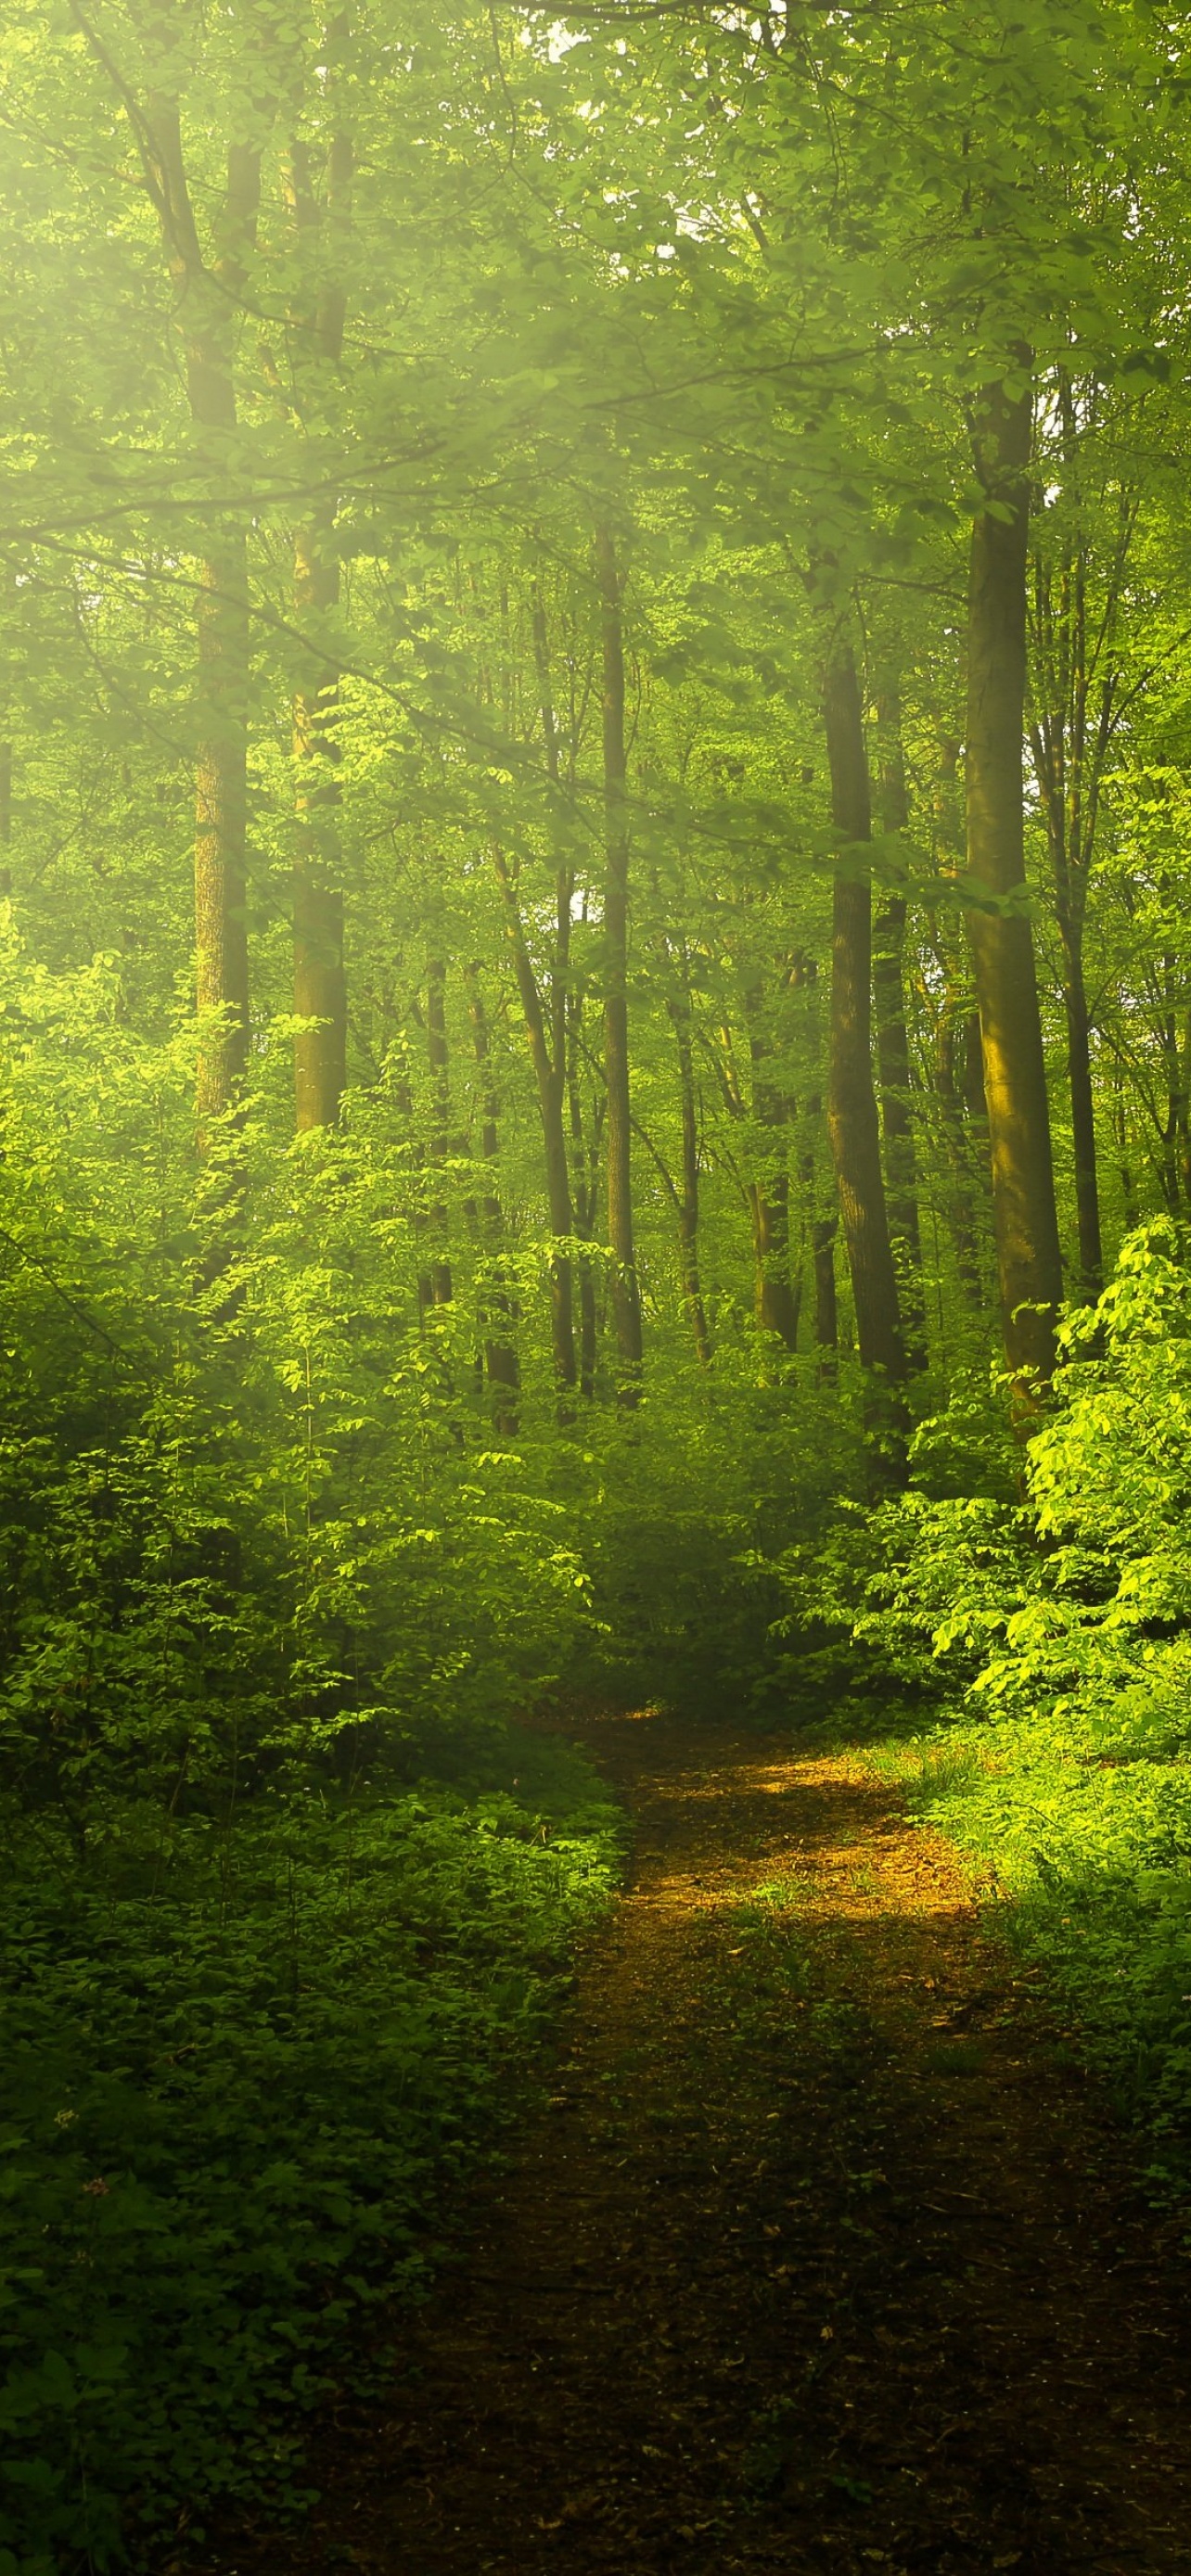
(6, 0, 1191, 2568)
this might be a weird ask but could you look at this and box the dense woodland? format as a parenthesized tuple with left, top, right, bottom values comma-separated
(6, 0, 1191, 2564)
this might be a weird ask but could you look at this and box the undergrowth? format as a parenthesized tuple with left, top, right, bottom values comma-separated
(783, 1222, 1191, 2200)
(0, 1731, 621, 2575)
(868, 1707, 1191, 2197)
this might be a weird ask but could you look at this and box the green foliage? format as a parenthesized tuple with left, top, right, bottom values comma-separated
(845, 1222, 1191, 2187)
(2, 0, 1191, 2553)
(0, 1748, 621, 2573)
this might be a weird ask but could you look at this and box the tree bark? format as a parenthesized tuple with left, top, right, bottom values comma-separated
(1027, 378, 1125, 1302)
(1062, 946, 1101, 1294)
(873, 695, 926, 1366)
(668, 980, 711, 1366)
(290, 124, 352, 1132)
(965, 373, 1064, 1382)
(465, 963, 519, 1424)
(136, 101, 261, 1135)
(194, 549, 251, 1130)
(568, 996, 601, 1399)
(493, 848, 578, 1389)
(798, 1140, 839, 1365)
(426, 954, 453, 1307)
(813, 1210, 839, 1358)
(822, 642, 907, 1383)
(745, 986, 799, 1349)
(596, 525, 643, 1385)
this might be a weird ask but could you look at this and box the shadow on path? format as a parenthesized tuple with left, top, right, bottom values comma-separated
(209, 1712, 1191, 2576)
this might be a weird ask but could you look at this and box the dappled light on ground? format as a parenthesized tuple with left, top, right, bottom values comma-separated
(209, 1714, 1191, 2576)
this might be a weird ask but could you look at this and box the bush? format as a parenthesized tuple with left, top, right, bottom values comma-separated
(0, 1741, 621, 2573)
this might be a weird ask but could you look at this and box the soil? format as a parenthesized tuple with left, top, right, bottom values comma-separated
(209, 1711, 1191, 2576)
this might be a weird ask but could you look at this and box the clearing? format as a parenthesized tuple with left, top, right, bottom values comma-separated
(211, 1712, 1191, 2575)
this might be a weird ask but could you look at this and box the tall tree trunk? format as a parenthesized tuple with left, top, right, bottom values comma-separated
(194, 546, 251, 1130)
(1112, 1060, 1139, 1233)
(135, 104, 261, 1135)
(965, 373, 1064, 1382)
(745, 986, 799, 1349)
(1028, 454, 1121, 1303)
(667, 981, 711, 1366)
(568, 997, 601, 1399)
(492, 848, 578, 1389)
(799, 1138, 839, 1365)
(934, 1004, 985, 1306)
(290, 124, 352, 1132)
(596, 524, 643, 1386)
(426, 955, 453, 1307)
(813, 1209, 839, 1358)
(822, 642, 907, 1383)
(928, 735, 989, 1305)
(465, 963, 519, 1424)
(1061, 937, 1101, 1295)
(873, 695, 926, 1366)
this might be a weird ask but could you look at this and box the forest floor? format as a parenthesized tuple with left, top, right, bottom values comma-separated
(210, 1711, 1191, 2576)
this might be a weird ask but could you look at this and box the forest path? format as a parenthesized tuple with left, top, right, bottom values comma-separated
(224, 1712, 1191, 2576)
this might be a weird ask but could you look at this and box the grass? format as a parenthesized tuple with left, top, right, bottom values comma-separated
(864, 1705, 1191, 2194)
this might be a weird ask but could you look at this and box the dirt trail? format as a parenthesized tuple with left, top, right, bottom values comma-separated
(220, 1714, 1191, 2575)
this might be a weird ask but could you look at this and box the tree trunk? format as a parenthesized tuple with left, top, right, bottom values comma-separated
(136, 103, 260, 1136)
(596, 525, 643, 1387)
(822, 642, 907, 1383)
(798, 1135, 839, 1366)
(291, 127, 352, 1132)
(745, 988, 799, 1349)
(465, 963, 519, 1425)
(426, 955, 453, 1307)
(965, 373, 1064, 1383)
(928, 736, 990, 1305)
(668, 982, 711, 1366)
(1061, 937, 1102, 1296)
(813, 1210, 839, 1358)
(873, 696, 926, 1366)
(1112, 1060, 1139, 1233)
(933, 1003, 985, 1307)
(193, 546, 251, 1129)
(493, 848, 578, 1389)
(568, 997, 601, 1399)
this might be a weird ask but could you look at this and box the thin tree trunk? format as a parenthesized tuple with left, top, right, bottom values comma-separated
(928, 736, 989, 1303)
(1028, 480, 1117, 1302)
(1061, 939, 1102, 1295)
(465, 963, 519, 1424)
(744, 993, 799, 1349)
(291, 125, 352, 1132)
(492, 848, 578, 1389)
(193, 547, 251, 1129)
(873, 695, 926, 1366)
(798, 1135, 839, 1365)
(813, 1210, 839, 1358)
(426, 955, 453, 1307)
(822, 642, 907, 1383)
(135, 104, 260, 1135)
(667, 982, 711, 1365)
(596, 524, 643, 1386)
(965, 373, 1064, 1382)
(1113, 1060, 1139, 1233)
(935, 1004, 985, 1306)
(568, 997, 601, 1398)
